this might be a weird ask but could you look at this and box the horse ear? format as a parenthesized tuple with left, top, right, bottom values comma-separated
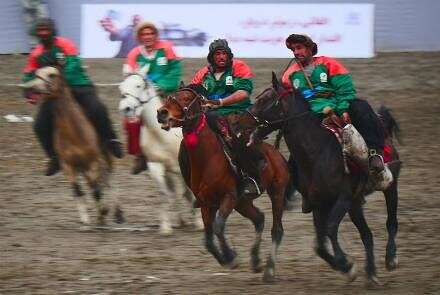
(271, 71, 281, 91)
(179, 81, 185, 89)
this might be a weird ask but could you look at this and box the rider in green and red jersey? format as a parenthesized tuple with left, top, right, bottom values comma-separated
(23, 18, 123, 176)
(123, 21, 182, 174)
(282, 34, 385, 212)
(191, 39, 263, 196)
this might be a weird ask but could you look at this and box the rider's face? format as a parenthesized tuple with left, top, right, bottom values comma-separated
(290, 43, 313, 65)
(213, 49, 229, 70)
(36, 27, 53, 44)
(139, 28, 158, 50)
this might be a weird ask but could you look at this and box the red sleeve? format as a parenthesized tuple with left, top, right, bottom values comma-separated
(125, 46, 142, 72)
(156, 40, 180, 60)
(232, 59, 253, 78)
(23, 46, 43, 73)
(281, 63, 300, 92)
(54, 37, 78, 55)
(191, 67, 209, 84)
(315, 56, 349, 76)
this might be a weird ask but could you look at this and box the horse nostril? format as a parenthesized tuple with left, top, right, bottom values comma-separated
(157, 109, 168, 122)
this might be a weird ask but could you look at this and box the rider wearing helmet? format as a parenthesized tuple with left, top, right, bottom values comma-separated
(191, 39, 264, 196)
(23, 18, 123, 176)
(123, 21, 182, 174)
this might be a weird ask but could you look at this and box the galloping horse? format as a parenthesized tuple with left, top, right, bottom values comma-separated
(247, 73, 402, 285)
(157, 84, 290, 282)
(23, 66, 123, 225)
(119, 68, 202, 234)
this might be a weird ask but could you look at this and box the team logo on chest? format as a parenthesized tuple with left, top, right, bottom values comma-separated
(157, 57, 168, 66)
(293, 79, 300, 89)
(225, 75, 233, 86)
(320, 72, 328, 83)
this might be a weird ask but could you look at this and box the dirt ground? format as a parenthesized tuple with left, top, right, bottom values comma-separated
(0, 53, 439, 294)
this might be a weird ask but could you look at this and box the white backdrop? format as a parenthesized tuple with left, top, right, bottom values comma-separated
(81, 4, 374, 58)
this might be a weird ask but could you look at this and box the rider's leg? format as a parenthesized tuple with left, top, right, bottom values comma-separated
(72, 86, 123, 158)
(33, 100, 59, 176)
(348, 99, 385, 173)
(123, 117, 147, 174)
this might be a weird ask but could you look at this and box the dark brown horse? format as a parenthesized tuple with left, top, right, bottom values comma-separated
(246, 73, 402, 285)
(23, 66, 123, 225)
(157, 84, 289, 282)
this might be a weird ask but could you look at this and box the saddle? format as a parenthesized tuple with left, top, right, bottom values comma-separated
(322, 113, 394, 191)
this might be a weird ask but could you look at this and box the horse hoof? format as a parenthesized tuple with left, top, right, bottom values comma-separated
(159, 226, 173, 236)
(386, 256, 398, 271)
(345, 263, 358, 283)
(263, 267, 275, 283)
(366, 275, 383, 289)
(252, 264, 264, 273)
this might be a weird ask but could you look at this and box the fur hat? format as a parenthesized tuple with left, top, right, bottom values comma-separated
(207, 39, 233, 67)
(285, 34, 318, 55)
(135, 21, 158, 41)
(33, 17, 57, 36)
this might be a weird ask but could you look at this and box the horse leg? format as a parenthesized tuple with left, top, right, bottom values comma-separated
(214, 194, 238, 268)
(349, 203, 381, 286)
(235, 199, 265, 273)
(383, 181, 399, 271)
(183, 184, 204, 230)
(84, 162, 108, 226)
(262, 187, 285, 282)
(148, 162, 174, 235)
(313, 209, 337, 269)
(327, 196, 357, 280)
(63, 163, 90, 224)
(201, 206, 225, 265)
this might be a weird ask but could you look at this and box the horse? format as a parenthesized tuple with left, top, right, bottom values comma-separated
(118, 68, 203, 234)
(156, 84, 290, 282)
(246, 73, 402, 285)
(23, 66, 124, 225)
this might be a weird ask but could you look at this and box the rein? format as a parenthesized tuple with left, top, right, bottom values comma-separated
(248, 88, 309, 128)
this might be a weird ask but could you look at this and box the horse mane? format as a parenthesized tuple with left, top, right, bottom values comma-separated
(185, 83, 209, 97)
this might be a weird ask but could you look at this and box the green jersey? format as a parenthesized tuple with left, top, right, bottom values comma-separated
(191, 59, 254, 115)
(282, 56, 356, 115)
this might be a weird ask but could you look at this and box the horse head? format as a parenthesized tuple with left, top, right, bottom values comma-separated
(118, 69, 159, 117)
(22, 66, 64, 100)
(157, 83, 206, 131)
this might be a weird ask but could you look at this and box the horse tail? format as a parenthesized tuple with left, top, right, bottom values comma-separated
(378, 105, 402, 144)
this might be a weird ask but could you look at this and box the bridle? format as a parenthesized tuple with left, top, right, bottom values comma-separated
(164, 87, 205, 123)
(121, 73, 158, 107)
(246, 87, 309, 129)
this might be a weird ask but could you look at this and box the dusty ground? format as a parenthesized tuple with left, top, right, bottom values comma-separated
(0, 53, 439, 294)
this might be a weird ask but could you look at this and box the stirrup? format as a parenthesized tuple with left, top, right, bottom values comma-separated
(242, 176, 261, 196)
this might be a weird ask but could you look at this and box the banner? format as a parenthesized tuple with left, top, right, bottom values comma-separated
(81, 4, 374, 58)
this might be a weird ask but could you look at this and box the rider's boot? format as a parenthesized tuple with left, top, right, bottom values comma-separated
(368, 148, 385, 174)
(241, 175, 262, 196)
(132, 154, 148, 175)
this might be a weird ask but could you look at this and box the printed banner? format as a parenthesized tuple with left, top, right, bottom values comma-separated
(81, 4, 374, 58)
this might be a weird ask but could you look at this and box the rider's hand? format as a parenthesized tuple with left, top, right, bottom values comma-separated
(342, 112, 352, 124)
(202, 99, 222, 109)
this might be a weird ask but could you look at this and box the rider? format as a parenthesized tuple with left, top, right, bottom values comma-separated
(23, 17, 123, 176)
(282, 34, 385, 212)
(191, 38, 264, 196)
(123, 21, 182, 174)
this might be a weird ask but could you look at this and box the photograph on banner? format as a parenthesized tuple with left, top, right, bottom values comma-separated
(81, 4, 374, 58)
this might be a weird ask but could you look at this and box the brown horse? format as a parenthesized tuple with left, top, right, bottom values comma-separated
(23, 66, 123, 225)
(157, 84, 289, 282)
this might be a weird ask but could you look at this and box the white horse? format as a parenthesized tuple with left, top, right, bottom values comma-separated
(118, 67, 203, 234)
